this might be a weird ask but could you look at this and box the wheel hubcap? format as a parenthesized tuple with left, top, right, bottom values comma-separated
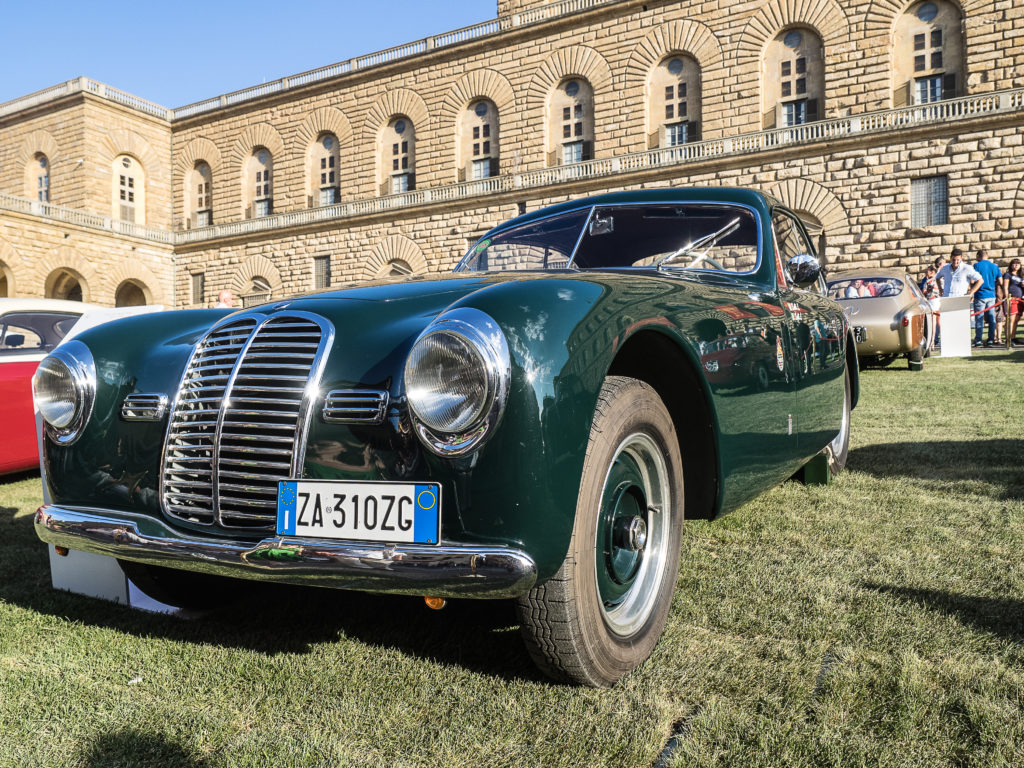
(595, 432, 670, 636)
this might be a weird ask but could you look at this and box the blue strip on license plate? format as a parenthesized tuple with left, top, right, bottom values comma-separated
(277, 480, 440, 545)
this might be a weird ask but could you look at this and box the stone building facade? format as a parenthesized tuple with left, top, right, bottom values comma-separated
(1, 0, 1022, 309)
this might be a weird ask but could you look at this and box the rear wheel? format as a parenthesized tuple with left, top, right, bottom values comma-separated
(908, 341, 924, 371)
(517, 377, 684, 687)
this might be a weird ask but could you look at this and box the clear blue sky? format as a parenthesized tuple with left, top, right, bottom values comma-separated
(0, 1, 494, 108)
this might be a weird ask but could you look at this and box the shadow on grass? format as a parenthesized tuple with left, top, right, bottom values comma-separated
(0, 469, 42, 486)
(0, 503, 542, 683)
(848, 438, 1024, 500)
(80, 730, 202, 768)
(864, 582, 1024, 641)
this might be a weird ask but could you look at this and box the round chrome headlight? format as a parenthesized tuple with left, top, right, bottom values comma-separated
(32, 341, 96, 444)
(34, 357, 78, 428)
(404, 308, 510, 456)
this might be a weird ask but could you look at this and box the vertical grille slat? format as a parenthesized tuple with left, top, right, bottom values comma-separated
(160, 313, 330, 531)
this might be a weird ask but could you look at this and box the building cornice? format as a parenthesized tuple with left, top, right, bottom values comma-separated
(0, 0, 626, 125)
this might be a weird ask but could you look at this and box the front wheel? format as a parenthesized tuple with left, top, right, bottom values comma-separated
(517, 377, 684, 687)
(823, 364, 851, 475)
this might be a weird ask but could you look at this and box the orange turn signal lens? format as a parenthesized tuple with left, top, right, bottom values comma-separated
(424, 596, 447, 611)
(54, 546, 69, 557)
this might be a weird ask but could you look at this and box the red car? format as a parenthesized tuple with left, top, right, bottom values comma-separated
(0, 299, 92, 474)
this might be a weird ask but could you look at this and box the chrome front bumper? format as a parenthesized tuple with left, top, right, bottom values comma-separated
(35, 505, 538, 599)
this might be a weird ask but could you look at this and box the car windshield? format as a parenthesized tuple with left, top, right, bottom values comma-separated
(827, 277, 904, 300)
(457, 203, 760, 274)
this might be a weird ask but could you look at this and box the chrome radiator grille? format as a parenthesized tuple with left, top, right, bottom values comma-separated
(161, 313, 331, 530)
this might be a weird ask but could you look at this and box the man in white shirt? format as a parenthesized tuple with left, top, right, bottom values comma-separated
(936, 248, 982, 298)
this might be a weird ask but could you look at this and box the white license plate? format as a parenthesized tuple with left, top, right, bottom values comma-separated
(276, 480, 440, 545)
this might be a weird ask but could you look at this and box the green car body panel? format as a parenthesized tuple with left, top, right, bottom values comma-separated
(40, 188, 857, 585)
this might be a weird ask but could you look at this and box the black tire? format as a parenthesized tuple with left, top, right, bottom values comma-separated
(823, 364, 851, 476)
(118, 560, 249, 610)
(755, 363, 770, 391)
(516, 376, 684, 687)
(907, 343, 924, 371)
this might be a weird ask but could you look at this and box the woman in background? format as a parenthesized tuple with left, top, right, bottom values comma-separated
(1002, 258, 1023, 345)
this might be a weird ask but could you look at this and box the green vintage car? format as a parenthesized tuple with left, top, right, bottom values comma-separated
(34, 188, 857, 686)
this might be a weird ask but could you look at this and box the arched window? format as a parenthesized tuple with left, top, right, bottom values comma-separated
(458, 100, 499, 181)
(35, 154, 50, 202)
(112, 155, 146, 224)
(242, 275, 272, 307)
(47, 269, 83, 302)
(893, 1, 964, 106)
(548, 79, 595, 166)
(115, 280, 148, 307)
(246, 148, 274, 218)
(311, 133, 341, 206)
(648, 55, 702, 149)
(387, 259, 412, 277)
(0, 262, 10, 297)
(381, 117, 415, 195)
(763, 28, 824, 128)
(188, 161, 213, 228)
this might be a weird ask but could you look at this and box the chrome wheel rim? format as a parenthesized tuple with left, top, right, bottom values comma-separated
(830, 373, 850, 456)
(595, 432, 670, 636)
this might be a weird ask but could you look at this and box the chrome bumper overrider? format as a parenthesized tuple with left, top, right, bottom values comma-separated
(35, 505, 538, 598)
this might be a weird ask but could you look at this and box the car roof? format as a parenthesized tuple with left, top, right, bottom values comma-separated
(487, 187, 774, 235)
(828, 268, 911, 282)
(0, 298, 99, 315)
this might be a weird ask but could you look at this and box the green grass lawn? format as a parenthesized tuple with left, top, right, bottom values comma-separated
(2, 354, 1022, 768)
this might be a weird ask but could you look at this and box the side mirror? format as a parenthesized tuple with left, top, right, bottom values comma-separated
(3, 333, 25, 348)
(786, 254, 821, 288)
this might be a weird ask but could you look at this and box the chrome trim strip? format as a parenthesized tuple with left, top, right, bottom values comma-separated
(120, 394, 169, 422)
(35, 505, 538, 599)
(322, 389, 390, 425)
(212, 322, 264, 525)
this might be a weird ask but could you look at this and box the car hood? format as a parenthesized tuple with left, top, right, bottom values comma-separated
(227, 273, 535, 390)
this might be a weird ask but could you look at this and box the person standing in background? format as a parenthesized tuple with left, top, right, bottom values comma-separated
(920, 265, 941, 349)
(215, 289, 234, 309)
(936, 248, 981, 298)
(971, 250, 1001, 347)
(1003, 258, 1023, 346)
(933, 255, 947, 295)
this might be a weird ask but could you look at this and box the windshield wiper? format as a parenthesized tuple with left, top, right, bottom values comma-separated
(656, 217, 741, 270)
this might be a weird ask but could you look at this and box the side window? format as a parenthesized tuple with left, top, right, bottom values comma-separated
(772, 210, 815, 261)
(772, 209, 819, 289)
(0, 312, 80, 354)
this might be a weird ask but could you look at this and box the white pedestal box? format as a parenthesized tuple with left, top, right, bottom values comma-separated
(939, 296, 973, 357)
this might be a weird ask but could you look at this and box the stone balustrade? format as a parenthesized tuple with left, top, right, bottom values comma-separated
(3, 87, 1021, 247)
